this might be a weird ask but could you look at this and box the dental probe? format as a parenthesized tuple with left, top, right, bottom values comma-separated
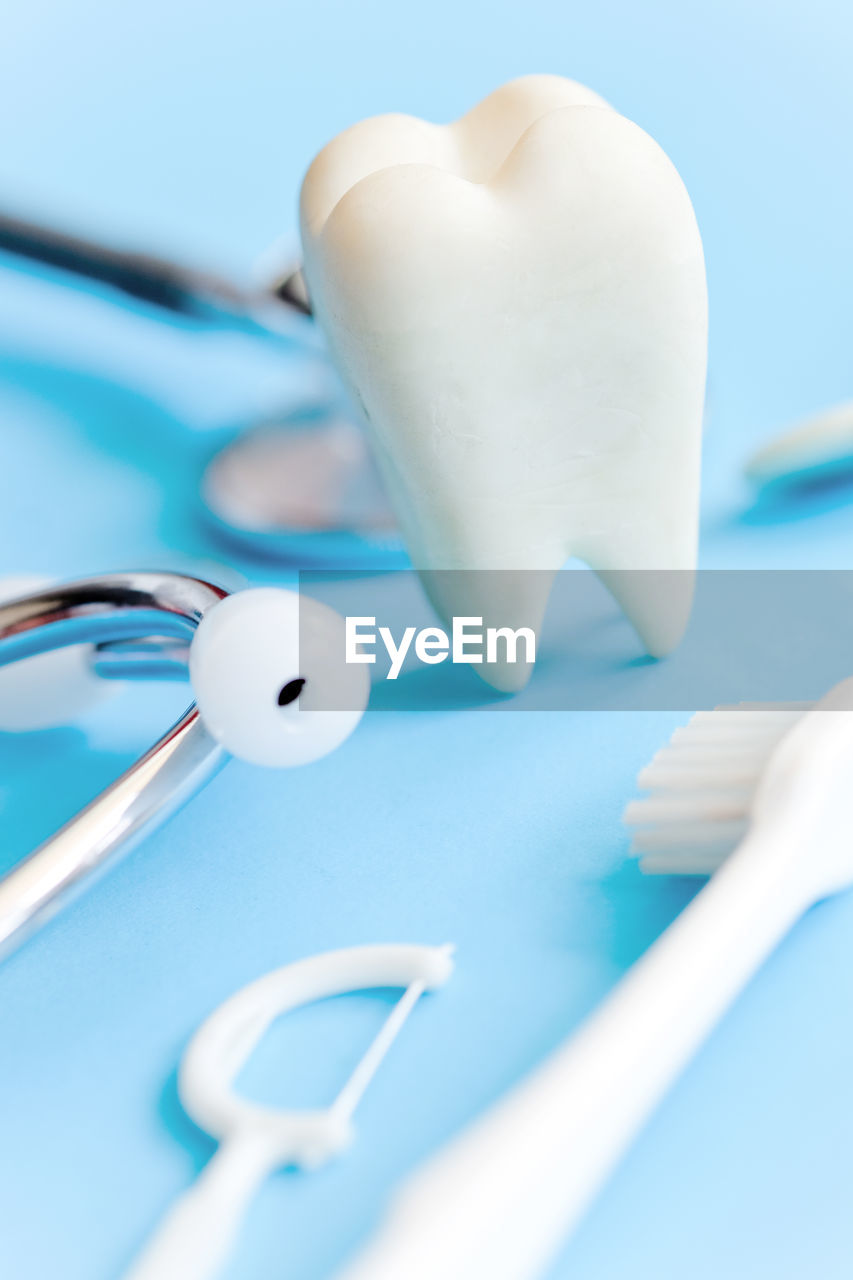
(0, 209, 311, 336)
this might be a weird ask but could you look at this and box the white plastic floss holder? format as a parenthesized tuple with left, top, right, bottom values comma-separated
(123, 943, 455, 1280)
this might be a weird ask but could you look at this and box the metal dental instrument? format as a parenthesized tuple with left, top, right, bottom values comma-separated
(0, 572, 228, 957)
(0, 210, 402, 561)
(0, 571, 369, 958)
(0, 209, 311, 335)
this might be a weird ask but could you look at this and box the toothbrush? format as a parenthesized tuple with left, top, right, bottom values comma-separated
(333, 679, 853, 1280)
(745, 400, 853, 488)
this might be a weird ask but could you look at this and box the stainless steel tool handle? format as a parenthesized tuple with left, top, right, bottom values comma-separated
(0, 572, 229, 957)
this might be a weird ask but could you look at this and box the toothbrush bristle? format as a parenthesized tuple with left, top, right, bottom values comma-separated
(624, 701, 813, 876)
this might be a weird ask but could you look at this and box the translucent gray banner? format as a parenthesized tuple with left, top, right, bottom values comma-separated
(297, 570, 853, 711)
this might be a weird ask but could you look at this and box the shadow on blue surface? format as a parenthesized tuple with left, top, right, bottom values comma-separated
(597, 861, 701, 973)
(0, 348, 215, 560)
(157, 1065, 216, 1176)
(738, 470, 853, 526)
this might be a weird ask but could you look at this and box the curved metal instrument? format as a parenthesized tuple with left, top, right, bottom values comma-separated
(0, 572, 228, 957)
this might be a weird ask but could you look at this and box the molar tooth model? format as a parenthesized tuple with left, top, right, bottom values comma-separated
(300, 74, 707, 691)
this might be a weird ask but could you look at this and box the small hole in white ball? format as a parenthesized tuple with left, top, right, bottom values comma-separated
(277, 677, 306, 707)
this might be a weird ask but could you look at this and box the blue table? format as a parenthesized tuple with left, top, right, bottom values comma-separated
(1, 2, 852, 1276)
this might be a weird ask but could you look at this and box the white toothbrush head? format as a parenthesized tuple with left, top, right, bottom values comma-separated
(623, 701, 816, 876)
(625, 678, 853, 893)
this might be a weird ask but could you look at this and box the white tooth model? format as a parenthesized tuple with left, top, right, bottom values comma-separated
(300, 74, 707, 691)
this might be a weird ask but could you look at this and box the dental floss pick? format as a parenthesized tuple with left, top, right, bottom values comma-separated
(122, 943, 454, 1280)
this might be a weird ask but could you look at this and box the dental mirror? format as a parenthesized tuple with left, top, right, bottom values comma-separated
(0, 211, 403, 565)
(202, 411, 404, 567)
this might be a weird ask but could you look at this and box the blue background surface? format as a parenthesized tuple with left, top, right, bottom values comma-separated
(1, 2, 853, 1277)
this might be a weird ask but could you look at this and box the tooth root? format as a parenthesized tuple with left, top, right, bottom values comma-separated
(591, 566, 695, 659)
(419, 567, 551, 694)
(301, 76, 707, 691)
(419, 560, 695, 693)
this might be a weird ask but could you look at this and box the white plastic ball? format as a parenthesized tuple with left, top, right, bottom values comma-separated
(188, 587, 369, 767)
(0, 575, 114, 732)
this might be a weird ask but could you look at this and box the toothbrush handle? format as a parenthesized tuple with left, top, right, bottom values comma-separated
(337, 838, 804, 1280)
(122, 1133, 275, 1280)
